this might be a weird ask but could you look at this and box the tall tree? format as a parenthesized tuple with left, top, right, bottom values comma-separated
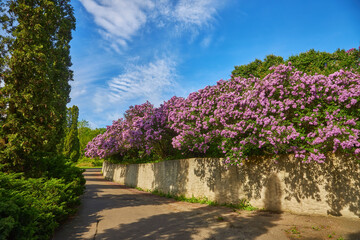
(63, 105, 80, 162)
(0, 0, 75, 174)
(78, 119, 106, 158)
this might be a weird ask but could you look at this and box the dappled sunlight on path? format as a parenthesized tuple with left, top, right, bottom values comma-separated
(53, 169, 360, 240)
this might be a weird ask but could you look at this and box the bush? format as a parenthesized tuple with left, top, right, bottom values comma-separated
(0, 173, 84, 239)
(85, 47, 360, 166)
(78, 120, 106, 158)
(85, 100, 182, 163)
(0, 155, 85, 239)
(170, 64, 360, 165)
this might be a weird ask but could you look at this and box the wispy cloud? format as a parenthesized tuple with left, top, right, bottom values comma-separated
(70, 53, 118, 100)
(93, 57, 178, 113)
(173, 0, 218, 27)
(200, 35, 213, 48)
(75, 0, 226, 126)
(108, 58, 177, 103)
(79, 0, 222, 50)
(79, 0, 154, 49)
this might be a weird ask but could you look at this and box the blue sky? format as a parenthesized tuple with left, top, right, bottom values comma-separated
(69, 0, 360, 128)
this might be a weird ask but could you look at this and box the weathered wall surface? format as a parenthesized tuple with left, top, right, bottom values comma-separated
(102, 154, 360, 218)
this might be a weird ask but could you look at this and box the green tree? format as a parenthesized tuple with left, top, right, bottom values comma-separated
(78, 119, 105, 158)
(232, 48, 360, 79)
(0, 0, 75, 175)
(63, 105, 80, 162)
(232, 55, 284, 79)
(287, 48, 360, 75)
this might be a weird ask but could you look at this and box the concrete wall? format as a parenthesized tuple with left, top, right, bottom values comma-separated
(102, 154, 360, 218)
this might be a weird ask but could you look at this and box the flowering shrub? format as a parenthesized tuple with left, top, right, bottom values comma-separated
(85, 100, 179, 161)
(169, 63, 360, 165)
(86, 48, 360, 166)
(84, 118, 128, 159)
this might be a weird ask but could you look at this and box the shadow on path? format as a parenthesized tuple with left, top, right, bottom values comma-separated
(53, 168, 281, 240)
(52, 169, 171, 239)
(54, 168, 360, 240)
(347, 231, 360, 240)
(95, 206, 281, 240)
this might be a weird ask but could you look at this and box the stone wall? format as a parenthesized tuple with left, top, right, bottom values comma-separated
(102, 154, 360, 218)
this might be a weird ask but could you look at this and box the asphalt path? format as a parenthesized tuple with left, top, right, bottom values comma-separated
(52, 168, 360, 240)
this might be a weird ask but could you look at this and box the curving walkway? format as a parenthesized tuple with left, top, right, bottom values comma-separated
(52, 169, 360, 240)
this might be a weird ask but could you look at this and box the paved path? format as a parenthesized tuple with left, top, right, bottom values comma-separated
(53, 169, 360, 240)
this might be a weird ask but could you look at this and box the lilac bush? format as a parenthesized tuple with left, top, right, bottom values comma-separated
(85, 100, 179, 160)
(86, 63, 360, 166)
(168, 63, 360, 165)
(84, 118, 129, 159)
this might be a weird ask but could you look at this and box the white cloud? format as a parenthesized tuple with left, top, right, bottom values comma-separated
(79, 0, 154, 48)
(174, 0, 218, 27)
(71, 87, 87, 99)
(92, 57, 178, 113)
(80, 0, 221, 50)
(152, 0, 219, 27)
(108, 58, 177, 103)
(200, 35, 212, 48)
(74, 0, 227, 126)
(69, 54, 117, 100)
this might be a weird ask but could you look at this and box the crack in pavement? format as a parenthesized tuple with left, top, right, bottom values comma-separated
(93, 218, 100, 240)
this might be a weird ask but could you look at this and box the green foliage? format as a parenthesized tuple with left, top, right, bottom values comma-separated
(76, 156, 103, 168)
(0, 157, 85, 240)
(103, 147, 190, 165)
(0, 1, 85, 239)
(232, 48, 360, 79)
(232, 55, 284, 79)
(78, 120, 105, 158)
(288, 49, 360, 75)
(63, 106, 80, 162)
(76, 119, 105, 167)
(0, 0, 75, 174)
(42, 155, 85, 193)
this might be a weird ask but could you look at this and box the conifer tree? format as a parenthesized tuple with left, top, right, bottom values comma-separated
(63, 105, 80, 162)
(0, 0, 75, 174)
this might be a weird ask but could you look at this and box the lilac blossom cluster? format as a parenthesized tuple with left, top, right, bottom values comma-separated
(168, 63, 360, 165)
(346, 47, 358, 53)
(85, 101, 174, 159)
(85, 63, 360, 166)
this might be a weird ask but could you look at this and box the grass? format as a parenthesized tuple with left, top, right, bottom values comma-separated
(134, 187, 258, 211)
(77, 166, 102, 169)
(290, 226, 300, 235)
(287, 226, 346, 240)
(76, 157, 103, 168)
(284, 226, 302, 238)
